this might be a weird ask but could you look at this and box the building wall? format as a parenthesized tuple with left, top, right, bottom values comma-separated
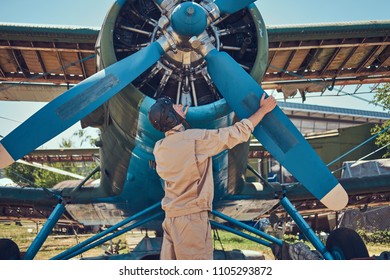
(308, 123, 383, 177)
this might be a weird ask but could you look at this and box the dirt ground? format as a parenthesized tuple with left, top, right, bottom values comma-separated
(0, 221, 387, 260)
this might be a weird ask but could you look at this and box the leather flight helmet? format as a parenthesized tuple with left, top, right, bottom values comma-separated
(148, 97, 186, 132)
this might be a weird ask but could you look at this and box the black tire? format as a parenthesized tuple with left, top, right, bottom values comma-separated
(326, 227, 369, 260)
(0, 239, 21, 260)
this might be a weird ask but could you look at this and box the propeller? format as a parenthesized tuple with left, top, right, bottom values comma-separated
(1, 0, 260, 168)
(0, 39, 168, 168)
(155, 0, 256, 18)
(213, 0, 257, 15)
(153, 0, 348, 210)
(0, 0, 348, 211)
(203, 48, 348, 211)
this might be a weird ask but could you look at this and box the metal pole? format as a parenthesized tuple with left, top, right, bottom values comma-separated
(280, 197, 334, 260)
(327, 124, 390, 168)
(24, 202, 66, 260)
(211, 210, 283, 246)
(210, 220, 272, 247)
(51, 202, 162, 260)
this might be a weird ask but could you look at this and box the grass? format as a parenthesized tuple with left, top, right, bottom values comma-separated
(1, 221, 388, 260)
(215, 230, 390, 259)
(0, 221, 146, 260)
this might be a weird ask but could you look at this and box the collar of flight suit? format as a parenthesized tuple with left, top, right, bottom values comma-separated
(165, 124, 185, 137)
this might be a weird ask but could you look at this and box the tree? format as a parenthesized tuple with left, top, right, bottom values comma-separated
(370, 83, 390, 158)
(4, 162, 87, 188)
(4, 130, 99, 188)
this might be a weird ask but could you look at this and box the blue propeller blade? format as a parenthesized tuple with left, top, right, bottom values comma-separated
(0, 41, 165, 168)
(213, 0, 256, 14)
(205, 49, 348, 210)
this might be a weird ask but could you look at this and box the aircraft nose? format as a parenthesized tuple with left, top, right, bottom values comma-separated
(170, 2, 207, 37)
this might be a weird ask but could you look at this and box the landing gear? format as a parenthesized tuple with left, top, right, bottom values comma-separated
(326, 227, 369, 260)
(0, 239, 21, 260)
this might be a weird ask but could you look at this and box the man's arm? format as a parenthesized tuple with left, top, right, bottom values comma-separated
(247, 94, 277, 128)
(194, 94, 277, 158)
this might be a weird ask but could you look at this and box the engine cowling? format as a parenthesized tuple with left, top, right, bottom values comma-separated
(84, 0, 268, 198)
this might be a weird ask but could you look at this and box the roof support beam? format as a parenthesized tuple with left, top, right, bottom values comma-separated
(336, 46, 359, 75)
(320, 46, 342, 75)
(267, 42, 282, 73)
(281, 42, 301, 77)
(306, 40, 324, 71)
(373, 45, 390, 72)
(77, 44, 88, 79)
(53, 42, 68, 82)
(31, 42, 48, 80)
(269, 40, 390, 52)
(296, 48, 319, 76)
(0, 45, 95, 53)
(0, 65, 5, 78)
(356, 44, 386, 73)
(7, 40, 29, 78)
(261, 75, 390, 90)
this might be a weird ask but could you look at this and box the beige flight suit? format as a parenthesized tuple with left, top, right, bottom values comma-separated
(153, 119, 254, 260)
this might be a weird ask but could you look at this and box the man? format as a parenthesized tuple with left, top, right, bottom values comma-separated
(148, 94, 277, 260)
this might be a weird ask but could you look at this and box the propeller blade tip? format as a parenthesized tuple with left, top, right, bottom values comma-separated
(320, 183, 348, 211)
(0, 144, 15, 169)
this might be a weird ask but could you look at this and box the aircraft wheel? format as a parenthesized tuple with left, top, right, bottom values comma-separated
(0, 239, 21, 260)
(326, 228, 369, 260)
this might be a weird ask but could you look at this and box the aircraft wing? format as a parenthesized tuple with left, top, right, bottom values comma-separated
(1, 20, 390, 102)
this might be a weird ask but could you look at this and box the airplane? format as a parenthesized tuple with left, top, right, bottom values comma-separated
(0, 0, 389, 260)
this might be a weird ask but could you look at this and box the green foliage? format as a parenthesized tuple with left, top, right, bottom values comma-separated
(370, 83, 390, 158)
(371, 83, 390, 111)
(357, 230, 390, 245)
(58, 129, 98, 149)
(4, 162, 98, 188)
(283, 234, 299, 243)
(3, 129, 99, 188)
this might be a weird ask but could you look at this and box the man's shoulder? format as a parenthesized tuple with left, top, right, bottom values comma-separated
(153, 138, 164, 151)
(181, 128, 208, 140)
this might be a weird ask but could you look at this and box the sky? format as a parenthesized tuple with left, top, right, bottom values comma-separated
(0, 0, 389, 148)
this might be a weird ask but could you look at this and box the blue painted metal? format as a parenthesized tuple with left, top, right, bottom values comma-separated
(210, 220, 272, 247)
(171, 2, 207, 37)
(328, 247, 345, 260)
(211, 210, 283, 246)
(116, 0, 128, 7)
(1, 41, 165, 162)
(214, 0, 256, 14)
(59, 212, 164, 260)
(205, 49, 345, 209)
(24, 202, 66, 260)
(280, 197, 334, 260)
(51, 202, 162, 260)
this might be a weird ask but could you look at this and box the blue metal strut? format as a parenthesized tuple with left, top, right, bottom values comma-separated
(210, 220, 272, 247)
(24, 202, 66, 260)
(59, 212, 164, 260)
(211, 210, 283, 247)
(51, 202, 162, 260)
(280, 197, 334, 260)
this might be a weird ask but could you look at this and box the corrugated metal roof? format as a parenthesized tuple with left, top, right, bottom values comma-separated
(0, 22, 99, 35)
(267, 20, 390, 41)
(279, 101, 390, 119)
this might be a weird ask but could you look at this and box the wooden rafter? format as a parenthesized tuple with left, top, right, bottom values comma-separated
(77, 44, 88, 79)
(7, 40, 29, 78)
(320, 39, 345, 75)
(31, 41, 48, 80)
(53, 42, 68, 82)
(0, 64, 5, 78)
